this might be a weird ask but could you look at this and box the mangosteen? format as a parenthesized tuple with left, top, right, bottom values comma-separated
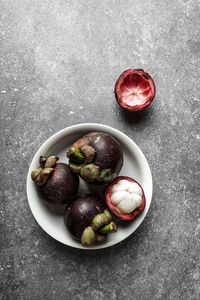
(115, 69, 156, 112)
(31, 155, 79, 205)
(66, 132, 123, 184)
(105, 176, 146, 221)
(64, 193, 117, 247)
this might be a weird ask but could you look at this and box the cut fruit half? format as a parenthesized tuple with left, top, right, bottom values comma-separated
(115, 69, 156, 112)
(105, 176, 146, 221)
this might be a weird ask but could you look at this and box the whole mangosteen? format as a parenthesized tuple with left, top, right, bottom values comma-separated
(64, 193, 107, 240)
(64, 193, 117, 247)
(66, 132, 123, 184)
(31, 155, 79, 205)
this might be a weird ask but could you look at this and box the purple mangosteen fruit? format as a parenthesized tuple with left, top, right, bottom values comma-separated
(31, 155, 79, 205)
(64, 193, 117, 247)
(66, 132, 123, 184)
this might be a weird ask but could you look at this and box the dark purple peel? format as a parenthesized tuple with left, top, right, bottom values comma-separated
(31, 157, 79, 206)
(67, 132, 123, 185)
(89, 133, 122, 171)
(40, 163, 79, 205)
(64, 193, 106, 240)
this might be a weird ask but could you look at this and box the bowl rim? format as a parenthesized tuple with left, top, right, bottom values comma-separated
(26, 123, 153, 250)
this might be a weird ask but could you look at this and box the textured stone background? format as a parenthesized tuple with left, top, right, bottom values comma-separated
(0, 0, 200, 299)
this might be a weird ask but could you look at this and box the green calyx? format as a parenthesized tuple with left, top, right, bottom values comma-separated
(44, 156, 58, 168)
(79, 145, 96, 164)
(99, 222, 117, 234)
(67, 143, 96, 176)
(80, 164, 99, 182)
(31, 155, 58, 186)
(104, 209, 112, 220)
(81, 226, 96, 247)
(92, 209, 112, 231)
(98, 169, 112, 182)
(39, 155, 58, 168)
(31, 168, 42, 181)
(67, 147, 85, 164)
(81, 209, 117, 247)
(69, 162, 84, 174)
(35, 168, 54, 186)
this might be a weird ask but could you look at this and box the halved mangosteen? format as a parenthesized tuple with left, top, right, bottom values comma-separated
(115, 69, 156, 111)
(105, 176, 146, 221)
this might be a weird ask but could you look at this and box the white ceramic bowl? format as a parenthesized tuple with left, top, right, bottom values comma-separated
(26, 123, 153, 250)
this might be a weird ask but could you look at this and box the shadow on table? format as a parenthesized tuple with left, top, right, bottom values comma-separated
(118, 104, 153, 125)
(45, 218, 147, 263)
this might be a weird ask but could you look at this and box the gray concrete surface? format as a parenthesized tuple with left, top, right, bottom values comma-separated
(0, 0, 200, 299)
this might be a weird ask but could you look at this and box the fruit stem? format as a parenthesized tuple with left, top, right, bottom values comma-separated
(68, 147, 85, 164)
(96, 233, 107, 242)
(98, 222, 117, 234)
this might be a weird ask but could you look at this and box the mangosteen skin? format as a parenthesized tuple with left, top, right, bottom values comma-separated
(65, 193, 106, 240)
(68, 132, 123, 184)
(115, 69, 156, 112)
(40, 163, 79, 205)
(90, 133, 122, 171)
(105, 176, 146, 221)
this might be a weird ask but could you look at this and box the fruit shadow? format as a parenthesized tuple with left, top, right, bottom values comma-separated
(117, 103, 153, 124)
(45, 217, 146, 265)
(37, 189, 68, 216)
(45, 209, 146, 255)
(81, 182, 105, 198)
(47, 203, 68, 215)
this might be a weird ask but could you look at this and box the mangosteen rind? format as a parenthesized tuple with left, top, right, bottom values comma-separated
(40, 163, 79, 205)
(31, 156, 79, 206)
(64, 193, 107, 240)
(67, 132, 123, 185)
